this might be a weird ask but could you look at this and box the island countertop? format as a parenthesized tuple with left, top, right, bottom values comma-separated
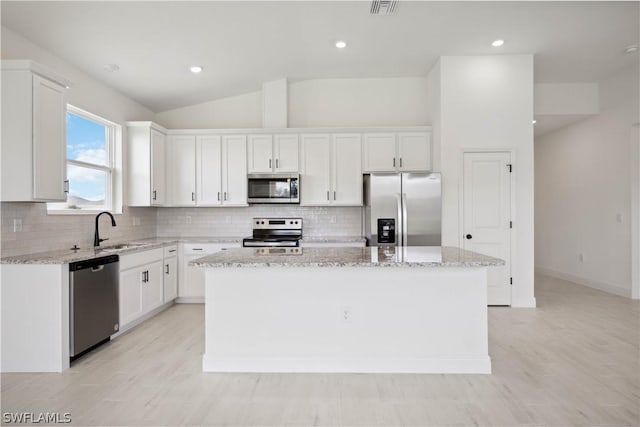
(190, 246, 504, 268)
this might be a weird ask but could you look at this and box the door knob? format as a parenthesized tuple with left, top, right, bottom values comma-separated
(465, 234, 473, 240)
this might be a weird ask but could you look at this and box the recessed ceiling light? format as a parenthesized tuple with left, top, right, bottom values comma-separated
(335, 40, 347, 49)
(103, 64, 119, 72)
(532, 119, 537, 124)
(190, 65, 203, 73)
(624, 45, 638, 54)
(491, 39, 505, 47)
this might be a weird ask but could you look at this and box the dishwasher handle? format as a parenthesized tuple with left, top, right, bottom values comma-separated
(69, 254, 119, 271)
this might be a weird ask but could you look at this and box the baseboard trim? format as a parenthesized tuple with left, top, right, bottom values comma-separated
(202, 355, 492, 374)
(175, 297, 204, 304)
(536, 267, 631, 298)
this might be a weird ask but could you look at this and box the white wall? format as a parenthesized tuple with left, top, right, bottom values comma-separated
(155, 91, 262, 129)
(156, 77, 430, 129)
(431, 55, 535, 307)
(288, 77, 430, 128)
(535, 63, 639, 298)
(1, 26, 158, 256)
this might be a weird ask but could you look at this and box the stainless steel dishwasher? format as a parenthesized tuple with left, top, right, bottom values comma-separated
(69, 254, 120, 360)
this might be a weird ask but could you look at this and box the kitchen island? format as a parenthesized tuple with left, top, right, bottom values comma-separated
(192, 246, 504, 374)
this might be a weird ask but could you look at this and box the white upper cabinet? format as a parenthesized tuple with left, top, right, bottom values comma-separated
(363, 131, 432, 173)
(127, 122, 168, 206)
(397, 132, 432, 172)
(273, 134, 299, 172)
(247, 134, 299, 173)
(332, 134, 362, 206)
(247, 135, 274, 173)
(300, 134, 332, 205)
(300, 133, 362, 206)
(167, 135, 196, 206)
(363, 133, 397, 173)
(165, 133, 245, 207)
(196, 135, 222, 206)
(1, 61, 70, 202)
(222, 135, 248, 206)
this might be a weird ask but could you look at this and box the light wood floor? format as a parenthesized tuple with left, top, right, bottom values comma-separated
(2, 274, 639, 426)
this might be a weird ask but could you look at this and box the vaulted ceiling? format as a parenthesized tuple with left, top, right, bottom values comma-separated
(2, 1, 638, 113)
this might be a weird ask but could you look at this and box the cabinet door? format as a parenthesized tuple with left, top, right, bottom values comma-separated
(32, 75, 67, 201)
(197, 135, 222, 206)
(274, 134, 299, 172)
(141, 261, 164, 314)
(168, 135, 196, 206)
(363, 133, 397, 172)
(120, 267, 143, 327)
(163, 256, 178, 303)
(182, 254, 207, 298)
(398, 132, 432, 172)
(300, 134, 331, 206)
(332, 134, 362, 206)
(150, 129, 166, 205)
(247, 135, 273, 173)
(222, 135, 248, 206)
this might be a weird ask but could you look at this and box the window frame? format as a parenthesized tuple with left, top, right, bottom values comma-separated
(47, 105, 122, 215)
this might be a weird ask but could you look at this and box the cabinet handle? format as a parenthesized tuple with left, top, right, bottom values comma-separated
(142, 270, 148, 283)
(393, 158, 396, 167)
(217, 192, 220, 201)
(192, 192, 195, 202)
(327, 191, 330, 201)
(269, 159, 272, 169)
(64, 180, 69, 194)
(333, 191, 336, 201)
(165, 264, 170, 275)
(152, 190, 157, 201)
(192, 248, 203, 251)
(224, 192, 228, 201)
(276, 159, 279, 169)
(168, 249, 176, 253)
(400, 158, 403, 168)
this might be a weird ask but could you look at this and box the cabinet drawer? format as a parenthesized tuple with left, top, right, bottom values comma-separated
(183, 243, 239, 255)
(164, 245, 178, 258)
(119, 248, 164, 271)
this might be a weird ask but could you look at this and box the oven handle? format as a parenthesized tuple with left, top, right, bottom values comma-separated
(243, 241, 300, 248)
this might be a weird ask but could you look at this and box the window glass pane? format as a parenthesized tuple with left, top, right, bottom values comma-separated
(66, 164, 107, 209)
(66, 111, 108, 166)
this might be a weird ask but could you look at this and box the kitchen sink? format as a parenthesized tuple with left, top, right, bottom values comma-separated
(97, 242, 152, 252)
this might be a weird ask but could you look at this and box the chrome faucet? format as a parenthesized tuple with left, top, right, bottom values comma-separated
(94, 211, 117, 247)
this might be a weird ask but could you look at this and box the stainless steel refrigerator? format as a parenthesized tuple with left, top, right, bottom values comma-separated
(364, 173, 441, 246)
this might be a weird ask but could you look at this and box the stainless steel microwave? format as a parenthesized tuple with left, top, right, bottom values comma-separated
(247, 173, 299, 204)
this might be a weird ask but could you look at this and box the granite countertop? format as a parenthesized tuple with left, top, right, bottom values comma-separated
(0, 236, 244, 265)
(190, 246, 505, 268)
(300, 236, 366, 244)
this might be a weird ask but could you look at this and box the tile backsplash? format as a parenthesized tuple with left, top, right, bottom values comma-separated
(0, 203, 157, 257)
(1, 203, 363, 257)
(156, 206, 363, 238)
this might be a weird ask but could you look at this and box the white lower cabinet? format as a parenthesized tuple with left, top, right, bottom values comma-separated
(163, 245, 178, 303)
(119, 248, 164, 328)
(179, 243, 241, 301)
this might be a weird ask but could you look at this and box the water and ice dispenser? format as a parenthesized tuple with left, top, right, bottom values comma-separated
(377, 218, 396, 245)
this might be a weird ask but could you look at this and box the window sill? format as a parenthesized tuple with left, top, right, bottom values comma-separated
(46, 208, 122, 216)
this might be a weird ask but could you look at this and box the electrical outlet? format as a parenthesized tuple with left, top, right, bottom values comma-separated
(341, 306, 352, 323)
(579, 253, 584, 263)
(225, 216, 232, 224)
(330, 215, 337, 224)
(13, 219, 22, 233)
(132, 216, 141, 226)
(616, 213, 623, 223)
(185, 216, 192, 225)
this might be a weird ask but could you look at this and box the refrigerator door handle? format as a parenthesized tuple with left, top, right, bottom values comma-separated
(402, 193, 408, 246)
(396, 193, 403, 246)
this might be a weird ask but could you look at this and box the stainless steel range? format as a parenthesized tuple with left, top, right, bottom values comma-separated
(242, 217, 303, 247)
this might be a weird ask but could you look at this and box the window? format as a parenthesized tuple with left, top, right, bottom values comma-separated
(48, 105, 122, 213)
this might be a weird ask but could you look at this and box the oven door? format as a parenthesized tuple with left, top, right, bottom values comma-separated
(247, 174, 299, 204)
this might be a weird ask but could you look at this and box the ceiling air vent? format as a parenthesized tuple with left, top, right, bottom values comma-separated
(370, 0, 398, 15)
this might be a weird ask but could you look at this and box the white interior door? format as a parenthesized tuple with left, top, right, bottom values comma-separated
(463, 151, 512, 305)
